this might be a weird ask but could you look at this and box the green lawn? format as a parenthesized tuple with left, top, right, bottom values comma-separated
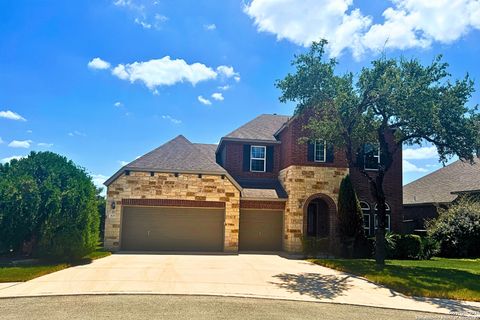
(310, 257, 480, 302)
(0, 249, 111, 283)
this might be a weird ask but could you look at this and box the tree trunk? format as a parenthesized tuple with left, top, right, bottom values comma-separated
(373, 129, 391, 266)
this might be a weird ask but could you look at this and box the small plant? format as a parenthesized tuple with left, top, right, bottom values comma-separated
(301, 236, 330, 257)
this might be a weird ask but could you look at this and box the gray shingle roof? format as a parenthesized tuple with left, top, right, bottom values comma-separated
(235, 178, 288, 199)
(126, 135, 226, 173)
(403, 158, 480, 205)
(224, 114, 290, 142)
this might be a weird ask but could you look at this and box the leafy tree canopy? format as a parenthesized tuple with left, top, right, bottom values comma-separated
(277, 39, 480, 264)
(0, 151, 100, 259)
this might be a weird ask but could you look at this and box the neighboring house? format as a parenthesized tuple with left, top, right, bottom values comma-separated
(104, 113, 402, 253)
(403, 158, 480, 232)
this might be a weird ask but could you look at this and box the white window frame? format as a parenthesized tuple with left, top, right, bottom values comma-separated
(314, 139, 327, 163)
(364, 143, 380, 171)
(360, 201, 371, 235)
(363, 214, 371, 235)
(250, 145, 266, 172)
(374, 203, 391, 231)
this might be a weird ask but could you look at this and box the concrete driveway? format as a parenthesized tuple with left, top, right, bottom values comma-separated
(0, 253, 479, 316)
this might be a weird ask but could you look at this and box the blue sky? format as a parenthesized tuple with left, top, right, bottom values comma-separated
(1, 0, 479, 189)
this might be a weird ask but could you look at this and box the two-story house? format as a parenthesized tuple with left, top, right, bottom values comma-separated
(103, 113, 402, 253)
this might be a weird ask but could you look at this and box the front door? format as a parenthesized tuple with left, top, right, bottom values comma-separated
(306, 198, 329, 238)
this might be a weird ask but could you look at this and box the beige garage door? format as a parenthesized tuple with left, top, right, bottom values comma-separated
(121, 206, 224, 252)
(239, 209, 283, 251)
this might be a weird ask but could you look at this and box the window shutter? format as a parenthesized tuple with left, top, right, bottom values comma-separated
(243, 144, 251, 171)
(266, 146, 274, 172)
(326, 143, 335, 163)
(307, 141, 315, 162)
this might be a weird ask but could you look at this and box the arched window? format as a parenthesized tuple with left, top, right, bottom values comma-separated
(374, 203, 391, 231)
(359, 201, 371, 236)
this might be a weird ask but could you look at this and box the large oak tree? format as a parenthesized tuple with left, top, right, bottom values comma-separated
(277, 40, 480, 264)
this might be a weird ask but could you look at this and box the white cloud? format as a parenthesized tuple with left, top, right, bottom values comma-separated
(403, 159, 428, 173)
(0, 137, 3, 144)
(114, 0, 167, 30)
(162, 115, 182, 124)
(0, 110, 26, 121)
(114, 101, 123, 107)
(216, 65, 240, 79)
(26, 130, 32, 134)
(198, 96, 212, 106)
(68, 130, 86, 137)
(234, 76, 241, 82)
(113, 0, 133, 6)
(204, 23, 216, 30)
(111, 56, 218, 91)
(218, 85, 230, 91)
(244, 0, 480, 58)
(37, 142, 53, 148)
(403, 146, 438, 160)
(8, 140, 32, 148)
(118, 160, 129, 166)
(91, 173, 108, 189)
(244, 0, 371, 58)
(88, 57, 111, 70)
(211, 92, 224, 101)
(134, 18, 152, 29)
(0, 155, 25, 164)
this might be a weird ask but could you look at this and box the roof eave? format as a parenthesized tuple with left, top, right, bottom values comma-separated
(240, 197, 287, 201)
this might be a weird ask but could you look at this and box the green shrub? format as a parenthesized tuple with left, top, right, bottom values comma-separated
(383, 233, 438, 260)
(0, 152, 100, 260)
(419, 236, 440, 260)
(427, 198, 480, 258)
(337, 175, 365, 257)
(394, 234, 423, 259)
(301, 236, 330, 257)
(353, 237, 375, 258)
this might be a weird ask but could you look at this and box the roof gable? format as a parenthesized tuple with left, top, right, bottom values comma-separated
(223, 114, 290, 142)
(126, 135, 226, 173)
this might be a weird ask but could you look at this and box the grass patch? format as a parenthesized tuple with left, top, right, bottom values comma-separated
(310, 258, 480, 302)
(0, 248, 111, 283)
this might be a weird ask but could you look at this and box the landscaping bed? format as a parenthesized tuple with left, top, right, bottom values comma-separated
(0, 249, 111, 282)
(310, 258, 480, 301)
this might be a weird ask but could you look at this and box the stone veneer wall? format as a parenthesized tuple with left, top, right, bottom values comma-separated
(279, 165, 349, 252)
(104, 171, 241, 252)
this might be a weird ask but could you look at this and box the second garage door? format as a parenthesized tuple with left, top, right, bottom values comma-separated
(239, 209, 283, 251)
(121, 206, 224, 252)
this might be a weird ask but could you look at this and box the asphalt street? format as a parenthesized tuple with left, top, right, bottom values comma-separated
(0, 295, 472, 320)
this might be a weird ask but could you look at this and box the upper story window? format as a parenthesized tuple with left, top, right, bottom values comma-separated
(250, 146, 266, 172)
(314, 140, 326, 162)
(364, 143, 380, 170)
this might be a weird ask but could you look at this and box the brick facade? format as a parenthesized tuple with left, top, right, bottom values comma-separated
(104, 171, 240, 252)
(221, 141, 281, 180)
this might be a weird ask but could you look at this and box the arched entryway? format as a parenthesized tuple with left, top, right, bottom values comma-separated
(303, 193, 337, 240)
